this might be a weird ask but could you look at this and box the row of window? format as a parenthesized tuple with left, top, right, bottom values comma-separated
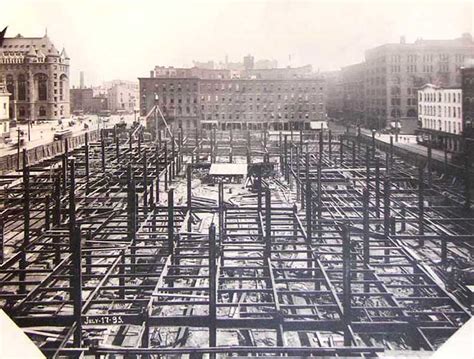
(419, 91, 461, 103)
(419, 104, 462, 119)
(421, 117, 462, 134)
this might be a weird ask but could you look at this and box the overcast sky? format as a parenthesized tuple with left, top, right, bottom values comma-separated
(2, 0, 472, 86)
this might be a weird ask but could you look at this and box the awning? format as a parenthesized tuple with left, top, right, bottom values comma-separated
(209, 163, 247, 177)
(310, 121, 328, 130)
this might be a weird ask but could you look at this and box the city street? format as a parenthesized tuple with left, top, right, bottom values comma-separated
(0, 114, 137, 156)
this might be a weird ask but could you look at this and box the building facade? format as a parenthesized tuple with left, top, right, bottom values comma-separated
(70, 87, 108, 114)
(139, 73, 326, 132)
(321, 70, 343, 119)
(0, 81, 10, 141)
(461, 66, 474, 142)
(0, 30, 70, 122)
(417, 84, 463, 152)
(341, 63, 366, 125)
(338, 33, 474, 130)
(107, 82, 138, 113)
(154, 66, 231, 80)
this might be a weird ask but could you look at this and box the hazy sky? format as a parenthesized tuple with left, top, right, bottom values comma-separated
(2, 0, 472, 86)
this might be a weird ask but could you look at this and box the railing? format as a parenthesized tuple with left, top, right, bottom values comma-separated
(0, 129, 100, 173)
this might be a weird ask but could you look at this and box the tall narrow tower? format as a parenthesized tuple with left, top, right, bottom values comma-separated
(80, 71, 84, 89)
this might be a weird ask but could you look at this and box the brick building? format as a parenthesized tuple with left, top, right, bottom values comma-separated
(341, 63, 365, 124)
(0, 29, 70, 122)
(139, 70, 326, 132)
(336, 33, 474, 131)
(461, 66, 474, 162)
(70, 87, 108, 114)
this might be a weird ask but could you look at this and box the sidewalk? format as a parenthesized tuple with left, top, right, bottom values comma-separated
(359, 128, 450, 163)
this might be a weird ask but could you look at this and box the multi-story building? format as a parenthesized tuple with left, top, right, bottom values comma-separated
(461, 66, 474, 143)
(322, 70, 343, 119)
(341, 63, 366, 125)
(0, 81, 10, 141)
(154, 66, 231, 80)
(417, 84, 463, 152)
(70, 87, 108, 114)
(107, 81, 138, 113)
(339, 33, 474, 131)
(0, 29, 70, 122)
(139, 69, 326, 132)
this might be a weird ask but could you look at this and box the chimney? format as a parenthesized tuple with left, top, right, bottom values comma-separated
(400, 36, 406, 44)
(80, 71, 84, 89)
(150, 70, 155, 78)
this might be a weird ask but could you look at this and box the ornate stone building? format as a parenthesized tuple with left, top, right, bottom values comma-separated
(0, 29, 70, 122)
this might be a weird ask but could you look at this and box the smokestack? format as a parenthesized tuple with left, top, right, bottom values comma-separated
(150, 70, 155, 78)
(80, 71, 84, 89)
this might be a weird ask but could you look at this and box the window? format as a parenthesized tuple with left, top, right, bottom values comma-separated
(37, 73, 48, 101)
(18, 74, 27, 101)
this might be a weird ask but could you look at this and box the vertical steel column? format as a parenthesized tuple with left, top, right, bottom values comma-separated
(209, 223, 217, 351)
(171, 136, 176, 178)
(341, 224, 352, 346)
(316, 160, 322, 242)
(84, 132, 90, 187)
(101, 129, 106, 173)
(143, 149, 148, 215)
(264, 189, 271, 261)
(362, 188, 370, 267)
(69, 157, 76, 234)
(400, 203, 406, 232)
(218, 181, 224, 250)
(257, 165, 262, 212)
(62, 139, 68, 192)
(390, 136, 394, 164)
(0, 217, 3, 264)
(53, 175, 61, 265)
(328, 130, 332, 160)
(187, 165, 192, 234)
(71, 224, 83, 349)
(375, 159, 381, 223)
(167, 188, 175, 258)
(19, 149, 29, 294)
(164, 145, 168, 191)
(418, 167, 425, 247)
(155, 145, 160, 203)
(85, 230, 92, 276)
(339, 135, 344, 165)
(352, 141, 356, 166)
(127, 166, 137, 273)
(284, 135, 288, 182)
(319, 131, 324, 158)
(296, 147, 301, 202)
(383, 176, 391, 263)
(426, 137, 432, 185)
(44, 195, 50, 231)
(371, 130, 376, 160)
(305, 152, 312, 241)
(115, 136, 120, 162)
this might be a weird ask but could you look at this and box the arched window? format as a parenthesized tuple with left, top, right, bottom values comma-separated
(18, 74, 26, 101)
(18, 106, 25, 118)
(59, 74, 67, 101)
(37, 74, 48, 101)
(6, 74, 14, 100)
